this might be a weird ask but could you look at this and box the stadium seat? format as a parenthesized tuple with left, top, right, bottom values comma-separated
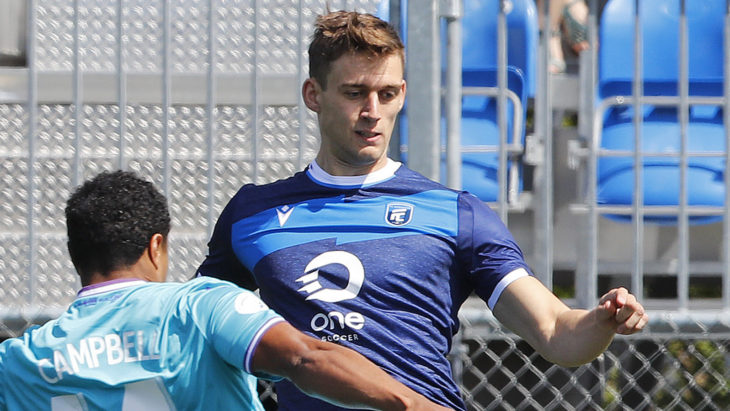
(596, 0, 726, 224)
(377, 0, 537, 202)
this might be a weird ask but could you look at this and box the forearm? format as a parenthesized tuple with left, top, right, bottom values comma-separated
(547, 287, 648, 366)
(287, 340, 417, 410)
(545, 308, 616, 367)
(493, 276, 619, 367)
(252, 322, 448, 410)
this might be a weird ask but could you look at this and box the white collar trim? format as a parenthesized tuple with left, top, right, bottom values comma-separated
(308, 159, 401, 187)
(77, 279, 148, 298)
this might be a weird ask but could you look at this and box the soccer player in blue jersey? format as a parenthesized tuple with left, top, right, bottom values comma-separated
(197, 10, 649, 411)
(0, 171, 450, 411)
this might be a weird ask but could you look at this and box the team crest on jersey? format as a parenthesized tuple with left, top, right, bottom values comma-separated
(385, 202, 414, 226)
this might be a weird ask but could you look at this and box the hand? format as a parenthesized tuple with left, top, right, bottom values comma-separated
(596, 287, 649, 335)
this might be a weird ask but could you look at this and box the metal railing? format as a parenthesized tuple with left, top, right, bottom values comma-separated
(1, 0, 730, 409)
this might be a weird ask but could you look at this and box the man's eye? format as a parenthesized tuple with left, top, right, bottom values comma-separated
(380, 91, 397, 100)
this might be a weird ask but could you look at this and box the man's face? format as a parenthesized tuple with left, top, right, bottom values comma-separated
(303, 52, 406, 175)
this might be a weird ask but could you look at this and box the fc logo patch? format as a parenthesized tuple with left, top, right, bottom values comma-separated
(385, 202, 414, 226)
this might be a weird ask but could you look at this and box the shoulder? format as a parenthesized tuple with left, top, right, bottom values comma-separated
(394, 166, 490, 209)
(176, 278, 267, 311)
(224, 171, 312, 218)
(456, 190, 498, 215)
(176, 276, 246, 297)
(232, 171, 309, 198)
(169, 278, 276, 338)
(393, 166, 456, 192)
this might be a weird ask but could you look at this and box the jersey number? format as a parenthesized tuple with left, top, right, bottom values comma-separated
(50, 379, 175, 411)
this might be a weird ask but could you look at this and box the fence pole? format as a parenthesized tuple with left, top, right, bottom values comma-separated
(406, 0, 440, 181)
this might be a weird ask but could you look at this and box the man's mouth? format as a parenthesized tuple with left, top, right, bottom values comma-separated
(356, 130, 380, 139)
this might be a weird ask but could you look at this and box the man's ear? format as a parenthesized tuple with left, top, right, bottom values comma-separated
(302, 78, 321, 112)
(398, 79, 407, 111)
(148, 233, 166, 271)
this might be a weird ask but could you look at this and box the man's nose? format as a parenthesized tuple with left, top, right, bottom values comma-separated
(361, 93, 381, 120)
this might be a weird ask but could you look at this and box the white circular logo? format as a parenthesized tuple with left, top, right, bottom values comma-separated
(296, 251, 364, 303)
(234, 292, 269, 314)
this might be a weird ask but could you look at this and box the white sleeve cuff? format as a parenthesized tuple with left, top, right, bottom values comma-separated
(487, 268, 530, 310)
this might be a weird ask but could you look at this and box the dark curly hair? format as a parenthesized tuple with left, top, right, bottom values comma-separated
(65, 170, 171, 283)
(308, 10, 404, 89)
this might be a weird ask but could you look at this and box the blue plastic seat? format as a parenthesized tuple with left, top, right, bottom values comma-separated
(596, 0, 726, 224)
(458, 66, 526, 200)
(378, 0, 537, 202)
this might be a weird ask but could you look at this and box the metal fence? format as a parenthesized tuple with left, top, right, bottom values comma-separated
(1, 0, 730, 409)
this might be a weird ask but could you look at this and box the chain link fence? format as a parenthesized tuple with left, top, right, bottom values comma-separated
(455, 307, 730, 410)
(1, 1, 730, 409)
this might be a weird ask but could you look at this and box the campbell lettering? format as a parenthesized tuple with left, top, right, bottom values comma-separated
(38, 330, 161, 383)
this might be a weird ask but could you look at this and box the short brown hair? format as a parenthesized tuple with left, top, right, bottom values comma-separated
(308, 10, 405, 89)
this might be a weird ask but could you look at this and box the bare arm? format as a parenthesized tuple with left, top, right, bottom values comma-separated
(492, 276, 648, 367)
(251, 321, 452, 411)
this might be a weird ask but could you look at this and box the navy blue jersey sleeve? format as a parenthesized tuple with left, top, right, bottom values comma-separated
(197, 191, 258, 290)
(457, 192, 533, 308)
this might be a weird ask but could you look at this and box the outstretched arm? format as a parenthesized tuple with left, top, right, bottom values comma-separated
(492, 276, 648, 367)
(251, 321, 452, 411)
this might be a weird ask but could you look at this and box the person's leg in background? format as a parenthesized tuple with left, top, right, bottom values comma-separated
(537, 0, 590, 74)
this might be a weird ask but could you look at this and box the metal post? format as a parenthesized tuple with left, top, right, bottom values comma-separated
(534, 0, 554, 287)
(117, 0, 127, 171)
(722, 0, 730, 311)
(206, 0, 217, 237)
(388, 0, 402, 162)
(26, 0, 37, 306)
(578, 0, 599, 308)
(631, 0, 645, 301)
(677, 0, 689, 310)
(444, 0, 462, 191)
(72, 0, 82, 186)
(496, 0, 508, 222)
(298, 0, 307, 171)
(252, 0, 261, 184)
(162, 0, 171, 196)
(406, 0, 440, 181)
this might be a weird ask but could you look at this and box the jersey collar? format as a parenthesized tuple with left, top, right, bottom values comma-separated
(77, 278, 148, 298)
(307, 158, 401, 188)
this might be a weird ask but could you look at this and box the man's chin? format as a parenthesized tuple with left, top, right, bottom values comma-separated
(354, 154, 388, 169)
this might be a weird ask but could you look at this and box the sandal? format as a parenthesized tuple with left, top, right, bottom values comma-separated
(561, 0, 589, 54)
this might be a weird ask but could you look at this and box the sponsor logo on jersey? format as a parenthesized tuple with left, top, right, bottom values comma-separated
(296, 251, 364, 302)
(234, 292, 269, 314)
(385, 202, 413, 226)
(296, 251, 367, 341)
(276, 205, 294, 226)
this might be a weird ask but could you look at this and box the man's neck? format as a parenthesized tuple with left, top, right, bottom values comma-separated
(86, 264, 158, 287)
(314, 155, 390, 177)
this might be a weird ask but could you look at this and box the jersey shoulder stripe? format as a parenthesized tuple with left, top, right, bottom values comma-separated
(231, 184, 460, 269)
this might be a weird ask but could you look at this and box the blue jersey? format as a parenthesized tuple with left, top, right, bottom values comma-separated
(0, 277, 283, 411)
(197, 160, 532, 411)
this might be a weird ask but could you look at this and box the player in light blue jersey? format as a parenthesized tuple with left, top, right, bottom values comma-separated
(197, 10, 650, 411)
(0, 171, 450, 411)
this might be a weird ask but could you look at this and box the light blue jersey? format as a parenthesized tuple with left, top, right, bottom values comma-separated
(0, 277, 283, 411)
